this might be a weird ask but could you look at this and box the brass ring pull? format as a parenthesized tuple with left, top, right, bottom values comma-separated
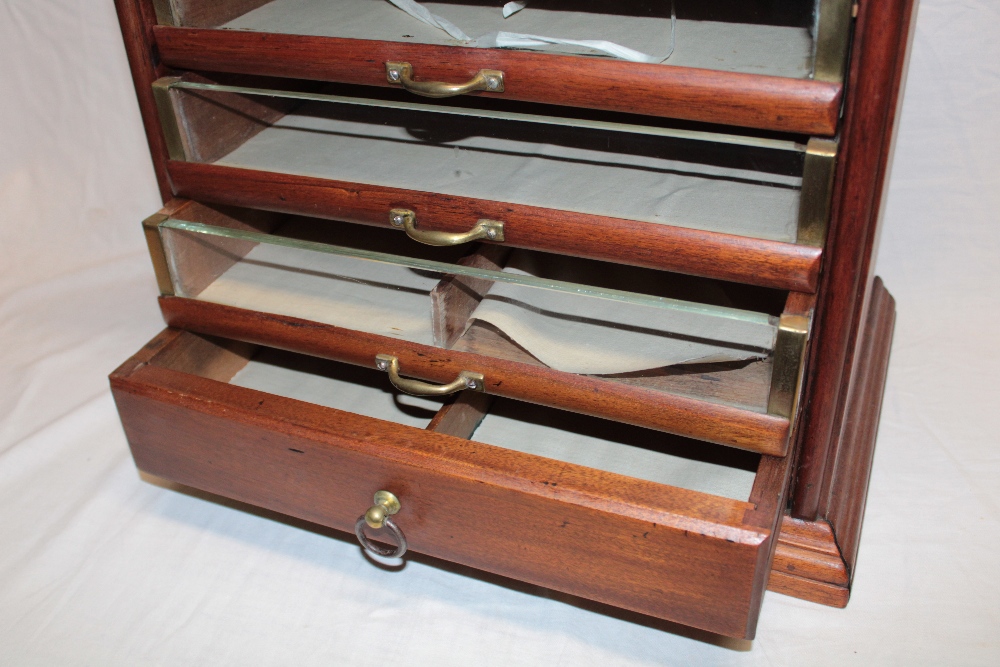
(385, 61, 505, 98)
(376, 354, 485, 396)
(390, 209, 504, 246)
(355, 490, 407, 559)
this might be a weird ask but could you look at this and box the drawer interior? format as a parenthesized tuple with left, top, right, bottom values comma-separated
(159, 0, 827, 79)
(157, 76, 822, 244)
(155, 201, 788, 413)
(151, 330, 761, 501)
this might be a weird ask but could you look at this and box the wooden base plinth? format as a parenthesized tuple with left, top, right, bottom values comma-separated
(767, 278, 896, 607)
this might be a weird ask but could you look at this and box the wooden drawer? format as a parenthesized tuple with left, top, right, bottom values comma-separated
(153, 73, 836, 292)
(111, 327, 793, 638)
(144, 199, 815, 456)
(150, 0, 852, 134)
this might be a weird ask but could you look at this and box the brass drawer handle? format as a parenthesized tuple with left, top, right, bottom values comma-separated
(354, 490, 407, 558)
(385, 61, 505, 98)
(376, 354, 485, 396)
(390, 208, 504, 246)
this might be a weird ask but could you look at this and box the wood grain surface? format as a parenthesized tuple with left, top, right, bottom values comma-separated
(153, 27, 842, 135)
(110, 328, 788, 638)
(158, 296, 792, 455)
(791, 0, 915, 518)
(168, 161, 822, 292)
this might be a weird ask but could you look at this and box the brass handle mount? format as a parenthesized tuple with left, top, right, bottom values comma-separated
(390, 209, 504, 246)
(385, 61, 505, 98)
(376, 354, 484, 396)
(354, 490, 407, 558)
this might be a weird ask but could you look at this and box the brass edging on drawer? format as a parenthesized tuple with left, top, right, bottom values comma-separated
(142, 212, 175, 296)
(796, 138, 839, 247)
(151, 76, 187, 162)
(814, 0, 854, 83)
(767, 313, 811, 423)
(151, 0, 177, 26)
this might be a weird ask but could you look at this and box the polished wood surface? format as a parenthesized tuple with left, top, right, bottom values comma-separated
(153, 27, 842, 135)
(168, 161, 823, 292)
(791, 0, 916, 518)
(113, 0, 172, 200)
(768, 516, 850, 607)
(111, 328, 788, 638)
(823, 278, 896, 575)
(158, 296, 792, 455)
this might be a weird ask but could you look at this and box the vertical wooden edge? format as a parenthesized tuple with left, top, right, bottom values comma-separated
(741, 453, 794, 638)
(113, 0, 173, 201)
(823, 279, 896, 575)
(791, 0, 915, 518)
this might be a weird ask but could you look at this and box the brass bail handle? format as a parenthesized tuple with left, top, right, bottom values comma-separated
(355, 490, 407, 559)
(385, 61, 505, 98)
(390, 209, 504, 246)
(376, 354, 485, 396)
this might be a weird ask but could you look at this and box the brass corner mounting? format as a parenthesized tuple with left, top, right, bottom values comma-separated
(796, 138, 839, 247)
(767, 313, 812, 423)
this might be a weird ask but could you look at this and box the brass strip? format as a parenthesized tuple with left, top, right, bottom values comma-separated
(813, 0, 854, 82)
(151, 0, 177, 26)
(142, 213, 175, 296)
(151, 77, 187, 162)
(767, 313, 811, 422)
(796, 137, 838, 246)
(168, 80, 806, 153)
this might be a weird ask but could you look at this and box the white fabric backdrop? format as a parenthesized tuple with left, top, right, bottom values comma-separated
(1, 0, 998, 664)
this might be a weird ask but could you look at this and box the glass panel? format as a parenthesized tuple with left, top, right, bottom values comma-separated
(169, 81, 808, 243)
(160, 216, 780, 411)
(167, 0, 823, 79)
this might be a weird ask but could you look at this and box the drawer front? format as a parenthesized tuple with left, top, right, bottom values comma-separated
(151, 0, 853, 134)
(111, 329, 791, 639)
(144, 200, 817, 456)
(152, 74, 837, 291)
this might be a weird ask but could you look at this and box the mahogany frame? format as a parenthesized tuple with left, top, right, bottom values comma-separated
(113, 0, 914, 614)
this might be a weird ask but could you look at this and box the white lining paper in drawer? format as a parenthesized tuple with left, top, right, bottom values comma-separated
(472, 398, 759, 500)
(214, 102, 802, 242)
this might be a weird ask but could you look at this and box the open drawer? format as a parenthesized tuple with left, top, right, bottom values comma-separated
(144, 200, 814, 456)
(150, 0, 852, 134)
(110, 327, 793, 638)
(154, 75, 835, 292)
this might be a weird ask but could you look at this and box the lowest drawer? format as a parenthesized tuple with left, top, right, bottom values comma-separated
(151, 0, 852, 134)
(111, 328, 792, 638)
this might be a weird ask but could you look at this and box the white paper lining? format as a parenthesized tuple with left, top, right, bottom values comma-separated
(231, 354, 758, 500)
(230, 347, 446, 427)
(192, 241, 441, 346)
(384, 0, 676, 63)
(468, 251, 777, 375)
(222, 0, 813, 77)
(215, 103, 802, 242)
(472, 399, 757, 500)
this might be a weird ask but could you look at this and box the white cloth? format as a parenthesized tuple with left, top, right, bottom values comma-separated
(2, 1, 999, 664)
